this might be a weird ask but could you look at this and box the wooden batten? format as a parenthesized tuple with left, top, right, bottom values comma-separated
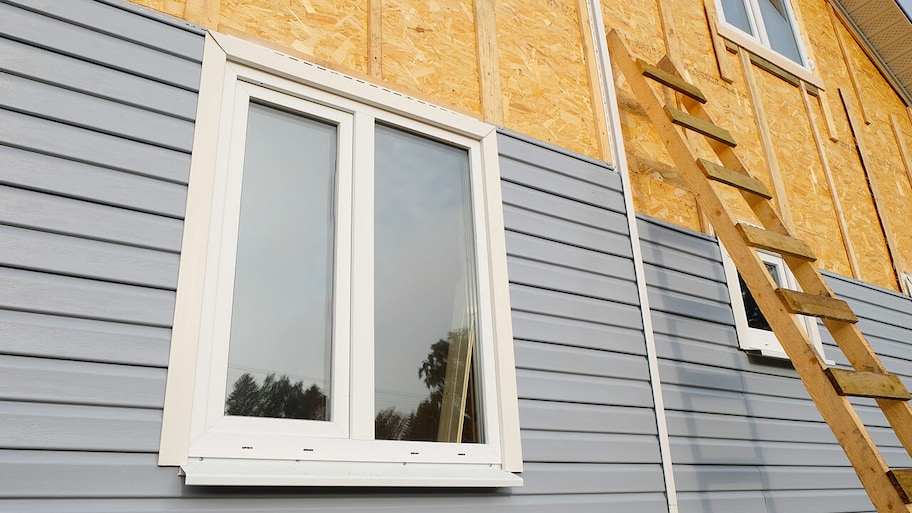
(699, 159, 772, 199)
(825, 368, 912, 400)
(828, 2, 871, 125)
(368, 0, 382, 78)
(665, 106, 737, 146)
(475, 0, 503, 125)
(183, 0, 220, 28)
(891, 114, 912, 199)
(702, 0, 734, 83)
(800, 83, 860, 278)
(577, 0, 612, 161)
(737, 48, 796, 234)
(777, 288, 857, 323)
(736, 223, 816, 261)
(639, 59, 707, 103)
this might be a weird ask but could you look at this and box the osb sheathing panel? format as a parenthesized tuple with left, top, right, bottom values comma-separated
(603, 0, 768, 231)
(219, 0, 369, 74)
(601, 0, 701, 230)
(132, 0, 186, 18)
(495, 0, 598, 157)
(381, 0, 481, 114)
(841, 29, 912, 284)
(754, 69, 853, 277)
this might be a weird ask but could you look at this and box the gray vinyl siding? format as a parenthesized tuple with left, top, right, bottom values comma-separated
(0, 1, 666, 510)
(639, 215, 912, 513)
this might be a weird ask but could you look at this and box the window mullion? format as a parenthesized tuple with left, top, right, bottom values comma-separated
(349, 112, 376, 441)
(748, 0, 771, 47)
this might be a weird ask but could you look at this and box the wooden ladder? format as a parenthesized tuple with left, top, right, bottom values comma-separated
(605, 30, 912, 512)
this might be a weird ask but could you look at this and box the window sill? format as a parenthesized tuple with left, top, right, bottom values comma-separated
(181, 458, 523, 487)
(717, 23, 824, 89)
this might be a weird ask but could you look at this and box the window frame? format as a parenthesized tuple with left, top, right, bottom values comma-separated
(714, 0, 821, 86)
(159, 32, 522, 487)
(719, 242, 827, 361)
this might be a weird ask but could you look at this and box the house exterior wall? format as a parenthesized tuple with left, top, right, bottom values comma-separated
(3, 2, 912, 513)
(119, 0, 912, 293)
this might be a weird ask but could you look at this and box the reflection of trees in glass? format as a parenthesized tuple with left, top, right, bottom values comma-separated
(225, 372, 326, 420)
(374, 329, 479, 443)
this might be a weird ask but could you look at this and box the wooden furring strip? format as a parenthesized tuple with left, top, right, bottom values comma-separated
(577, 0, 612, 160)
(828, 2, 870, 125)
(826, 368, 912, 400)
(702, 0, 734, 83)
(369, 0, 382, 78)
(639, 59, 707, 103)
(699, 158, 772, 199)
(183, 0, 220, 28)
(665, 106, 737, 146)
(777, 288, 857, 323)
(800, 82, 859, 277)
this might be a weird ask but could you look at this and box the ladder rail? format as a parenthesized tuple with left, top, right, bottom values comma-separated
(606, 29, 912, 512)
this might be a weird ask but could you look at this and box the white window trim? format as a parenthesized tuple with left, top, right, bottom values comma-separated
(719, 242, 828, 361)
(713, 0, 823, 87)
(159, 31, 522, 487)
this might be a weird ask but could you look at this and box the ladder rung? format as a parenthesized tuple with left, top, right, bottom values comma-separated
(889, 470, 912, 503)
(825, 368, 912, 400)
(698, 159, 773, 199)
(665, 106, 737, 147)
(638, 59, 708, 104)
(736, 223, 817, 261)
(777, 289, 858, 323)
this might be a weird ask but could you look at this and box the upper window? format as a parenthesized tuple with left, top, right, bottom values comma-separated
(716, 0, 810, 70)
(159, 32, 522, 487)
(720, 244, 826, 360)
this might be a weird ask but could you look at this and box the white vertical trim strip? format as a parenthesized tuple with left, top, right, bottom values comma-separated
(584, 2, 678, 511)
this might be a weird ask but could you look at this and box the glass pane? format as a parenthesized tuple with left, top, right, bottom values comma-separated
(224, 103, 336, 421)
(373, 125, 482, 443)
(720, 0, 754, 34)
(758, 0, 802, 63)
(739, 261, 781, 331)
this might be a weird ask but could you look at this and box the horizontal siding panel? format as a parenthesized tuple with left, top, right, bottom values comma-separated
(0, 36, 198, 120)
(0, 400, 160, 452)
(514, 340, 650, 379)
(500, 156, 624, 205)
(0, 267, 175, 326)
(5, 0, 204, 59)
(674, 465, 864, 492)
(511, 310, 646, 355)
(636, 217, 721, 261)
(0, 2, 201, 90)
(761, 489, 875, 513)
(651, 312, 739, 346)
(503, 206, 632, 257)
(502, 182, 629, 236)
(0, 224, 179, 289)
(522, 430, 661, 464)
(510, 284, 643, 330)
(0, 494, 669, 512)
(507, 256, 639, 305)
(640, 242, 727, 282)
(0, 72, 194, 151)
(643, 263, 730, 303)
(0, 109, 190, 183)
(658, 360, 744, 391)
(516, 368, 653, 408)
(647, 287, 734, 325)
(498, 134, 620, 190)
(0, 354, 165, 408)
(519, 399, 658, 435)
(0, 450, 181, 498)
(505, 230, 635, 280)
(666, 410, 833, 444)
(0, 185, 183, 252)
(669, 437, 852, 466)
(0, 309, 171, 366)
(516, 462, 665, 495)
(0, 146, 187, 217)
(677, 491, 770, 513)
(673, 465, 762, 492)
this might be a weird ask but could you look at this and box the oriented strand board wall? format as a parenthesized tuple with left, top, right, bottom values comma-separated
(127, 0, 912, 290)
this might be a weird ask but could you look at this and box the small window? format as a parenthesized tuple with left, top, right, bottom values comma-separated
(159, 32, 522, 487)
(716, 0, 808, 66)
(720, 244, 826, 360)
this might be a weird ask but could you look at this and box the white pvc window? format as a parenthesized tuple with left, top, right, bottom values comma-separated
(159, 32, 522, 487)
(720, 244, 826, 360)
(716, 0, 812, 73)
